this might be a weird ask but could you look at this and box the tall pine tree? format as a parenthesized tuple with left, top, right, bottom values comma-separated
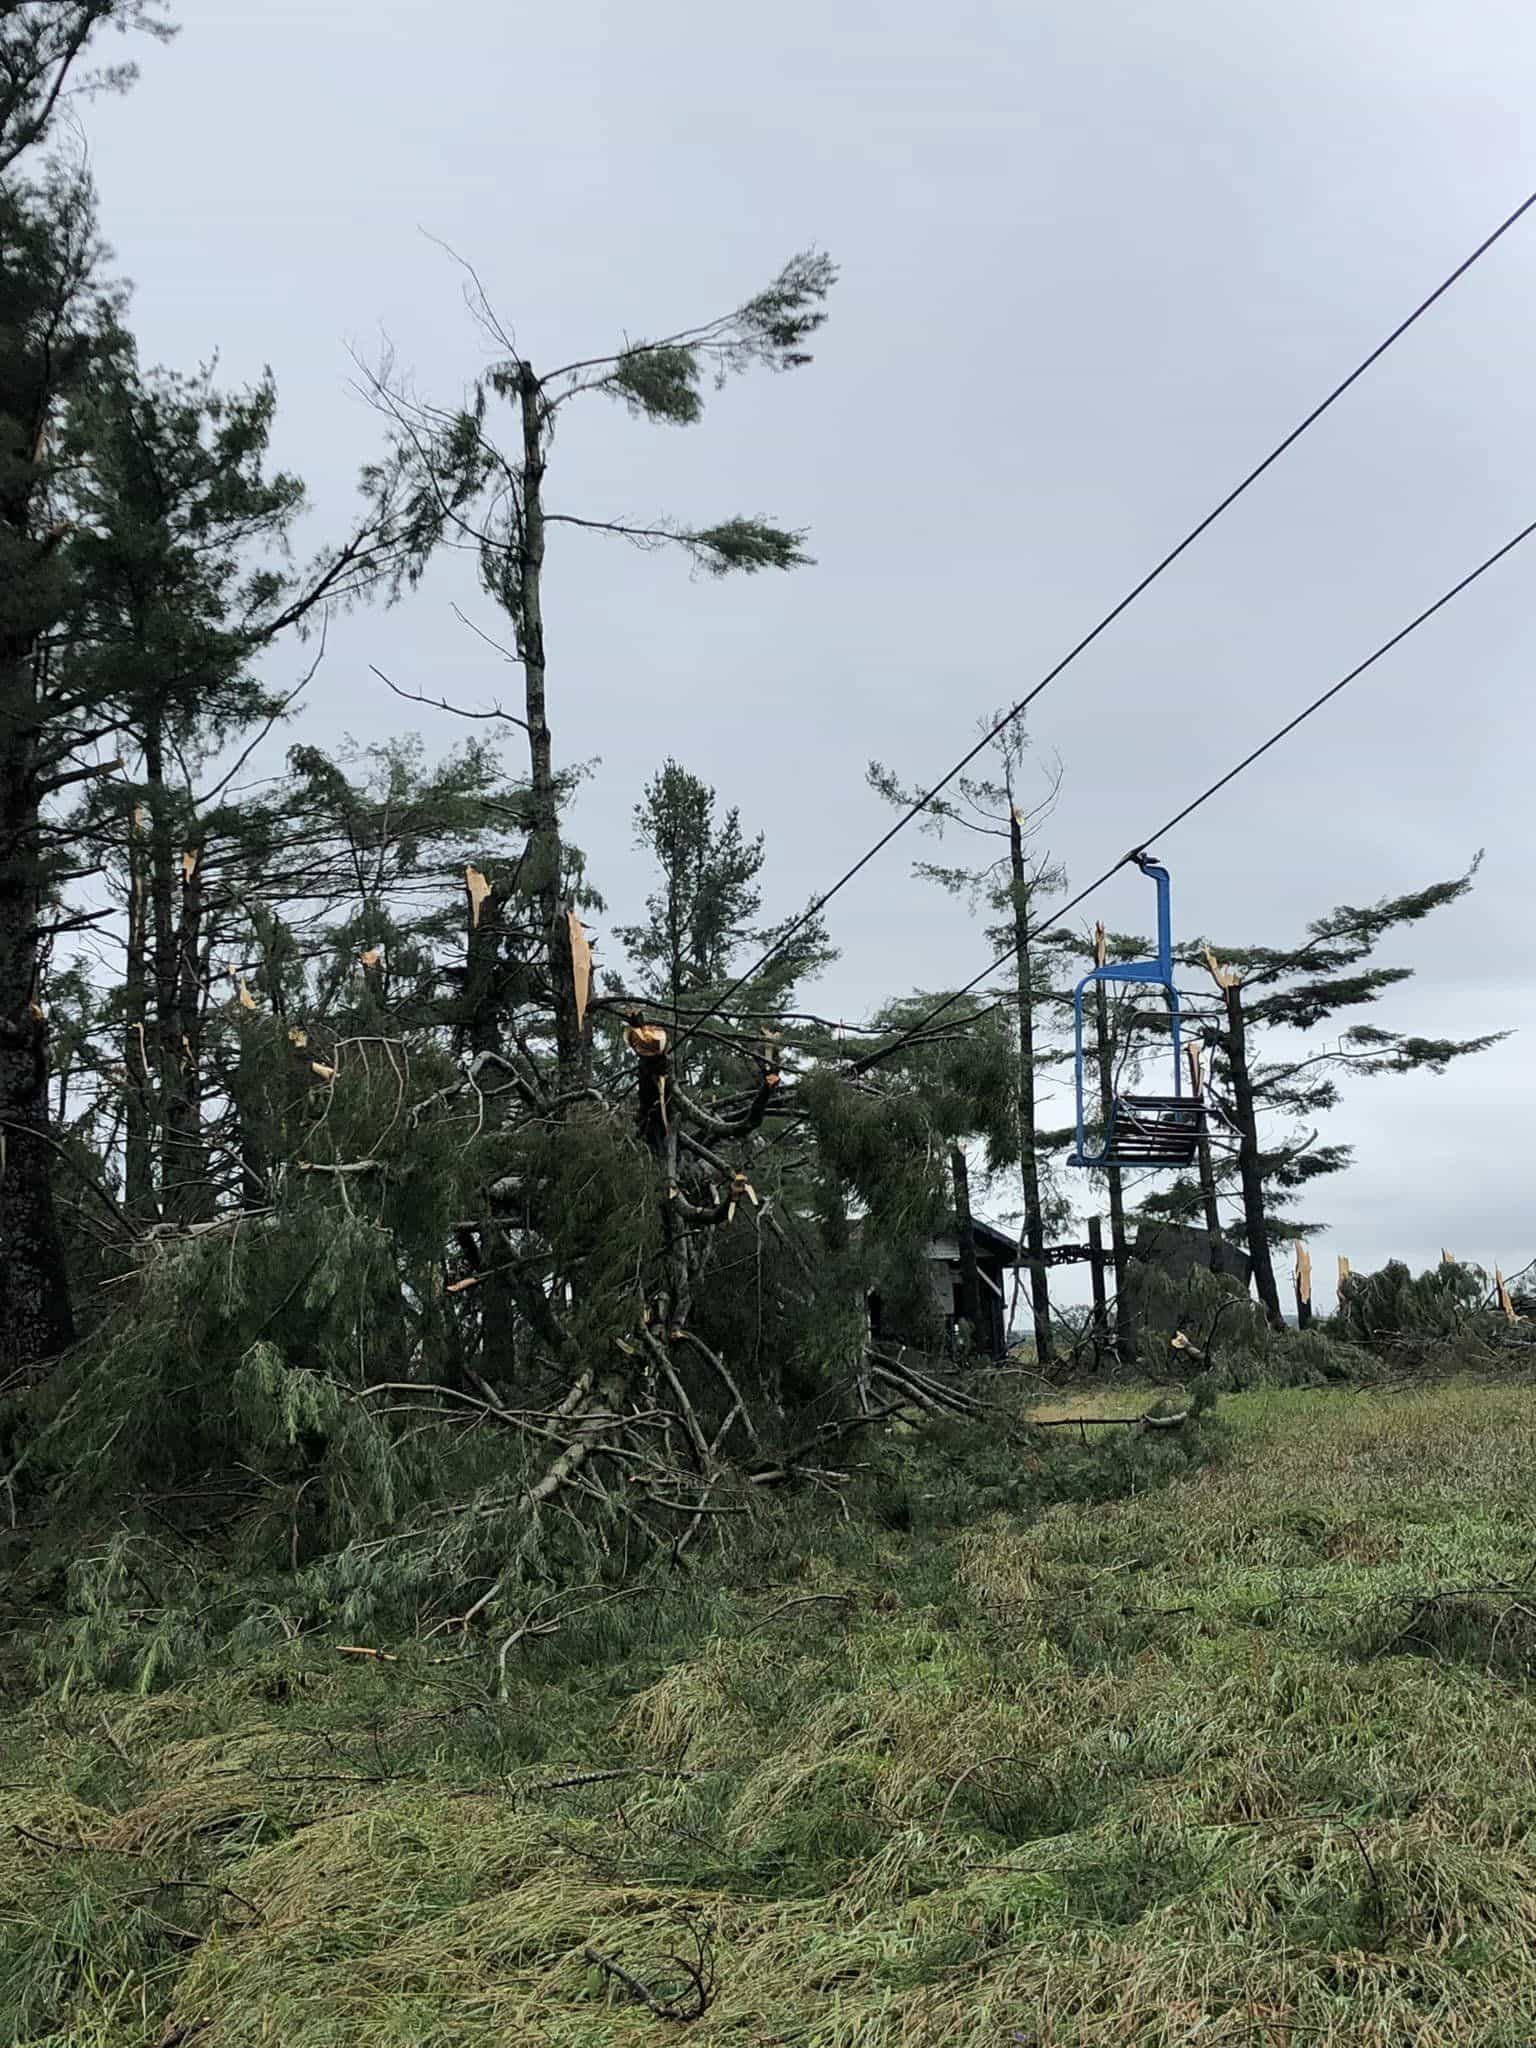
(1137, 860, 1502, 1325)
(616, 757, 835, 1069)
(362, 250, 837, 1091)
(868, 713, 1068, 1363)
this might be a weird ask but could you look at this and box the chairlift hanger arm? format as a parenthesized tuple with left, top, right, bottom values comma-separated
(1072, 855, 1212, 1170)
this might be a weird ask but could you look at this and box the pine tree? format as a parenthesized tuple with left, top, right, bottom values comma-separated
(867, 713, 1068, 1362)
(1137, 860, 1503, 1326)
(802, 990, 1016, 1358)
(616, 757, 834, 1070)
(0, 5, 174, 179)
(0, 10, 145, 1366)
(0, 7, 413, 1363)
(61, 355, 308, 1221)
(362, 250, 836, 1091)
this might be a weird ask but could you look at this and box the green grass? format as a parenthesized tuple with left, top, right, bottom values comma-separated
(5, 1380, 1536, 2044)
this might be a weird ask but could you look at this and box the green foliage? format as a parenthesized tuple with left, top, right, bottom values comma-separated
(31, 1383, 1536, 2046)
(681, 517, 812, 573)
(617, 755, 834, 1043)
(1170, 860, 1501, 1249)
(733, 248, 838, 364)
(619, 759, 767, 1009)
(594, 248, 836, 424)
(0, 3, 176, 174)
(1335, 1257, 1489, 1347)
(1127, 1260, 1374, 1388)
(61, 353, 308, 748)
(798, 1008, 1015, 1350)
(605, 342, 703, 423)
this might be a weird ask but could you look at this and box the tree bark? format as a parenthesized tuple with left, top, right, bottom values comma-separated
(1008, 809, 1052, 1365)
(122, 802, 155, 1217)
(1194, 1132, 1223, 1260)
(1295, 1271, 1313, 1331)
(143, 724, 196, 1218)
(1093, 979, 1135, 1360)
(1189, 1049, 1223, 1269)
(515, 364, 584, 1088)
(0, 245, 77, 1370)
(160, 829, 211, 1223)
(0, 704, 74, 1369)
(1088, 1212, 1108, 1348)
(464, 874, 517, 1381)
(1223, 981, 1285, 1330)
(950, 1144, 983, 1355)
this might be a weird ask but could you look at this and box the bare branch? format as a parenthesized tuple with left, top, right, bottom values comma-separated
(370, 663, 529, 733)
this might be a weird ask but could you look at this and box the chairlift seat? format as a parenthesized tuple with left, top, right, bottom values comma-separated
(1096, 1094, 1206, 1167)
(1071, 853, 1209, 1175)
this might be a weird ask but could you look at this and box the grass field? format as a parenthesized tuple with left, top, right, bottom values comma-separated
(5, 1378, 1536, 2046)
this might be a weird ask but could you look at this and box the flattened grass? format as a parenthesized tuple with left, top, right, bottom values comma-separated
(5, 1381, 1536, 2044)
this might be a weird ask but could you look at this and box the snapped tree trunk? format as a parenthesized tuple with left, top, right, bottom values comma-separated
(1008, 809, 1052, 1365)
(1295, 1270, 1313, 1331)
(463, 873, 518, 1381)
(1223, 981, 1285, 1330)
(1189, 1048, 1223, 1269)
(950, 1144, 983, 1355)
(515, 364, 585, 1089)
(1093, 979, 1135, 1360)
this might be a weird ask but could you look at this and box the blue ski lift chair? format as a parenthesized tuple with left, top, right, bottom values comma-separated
(1072, 852, 1208, 1169)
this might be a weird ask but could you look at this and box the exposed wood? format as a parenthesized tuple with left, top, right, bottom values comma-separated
(1203, 945, 1240, 991)
(464, 864, 492, 928)
(567, 909, 592, 1031)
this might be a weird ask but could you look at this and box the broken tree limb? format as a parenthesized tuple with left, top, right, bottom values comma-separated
(670, 1078, 774, 1139)
(639, 1327, 713, 1470)
(584, 1929, 714, 2023)
(1028, 1407, 1191, 1431)
(671, 1328, 758, 1446)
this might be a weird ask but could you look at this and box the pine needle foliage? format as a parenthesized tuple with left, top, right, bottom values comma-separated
(1335, 1257, 1490, 1347)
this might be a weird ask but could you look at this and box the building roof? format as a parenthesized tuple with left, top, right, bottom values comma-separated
(847, 1216, 1021, 1265)
(923, 1220, 1021, 1265)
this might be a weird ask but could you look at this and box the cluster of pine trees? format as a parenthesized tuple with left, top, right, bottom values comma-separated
(0, 9, 1498, 1630)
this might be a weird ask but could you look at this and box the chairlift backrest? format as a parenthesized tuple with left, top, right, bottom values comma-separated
(1071, 854, 1201, 1170)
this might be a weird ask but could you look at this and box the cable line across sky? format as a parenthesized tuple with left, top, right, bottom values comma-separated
(835, 510, 1536, 1084)
(665, 184, 1536, 1067)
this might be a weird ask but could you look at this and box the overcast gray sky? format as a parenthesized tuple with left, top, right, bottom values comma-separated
(81, 0, 1536, 1303)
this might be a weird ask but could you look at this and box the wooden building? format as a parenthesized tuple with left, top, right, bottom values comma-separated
(866, 1218, 1020, 1360)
